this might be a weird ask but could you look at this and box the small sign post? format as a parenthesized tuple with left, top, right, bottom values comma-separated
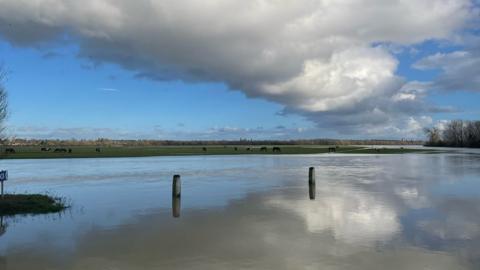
(0, 170, 7, 199)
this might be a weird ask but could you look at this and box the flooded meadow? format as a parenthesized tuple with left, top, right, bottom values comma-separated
(1, 151, 480, 269)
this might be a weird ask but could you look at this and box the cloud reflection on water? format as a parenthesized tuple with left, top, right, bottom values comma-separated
(268, 185, 400, 246)
(1, 153, 480, 269)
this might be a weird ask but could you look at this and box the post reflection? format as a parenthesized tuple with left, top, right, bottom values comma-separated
(0, 216, 7, 237)
(308, 167, 316, 200)
(172, 196, 181, 218)
(309, 182, 316, 200)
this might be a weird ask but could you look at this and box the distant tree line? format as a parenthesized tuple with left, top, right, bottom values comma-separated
(425, 120, 480, 148)
(5, 138, 423, 147)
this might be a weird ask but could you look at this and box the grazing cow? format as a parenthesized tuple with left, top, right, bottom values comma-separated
(234, 147, 238, 151)
(41, 147, 51, 151)
(68, 148, 72, 153)
(5, 148, 15, 154)
(260, 147, 268, 152)
(95, 148, 101, 152)
(54, 148, 67, 153)
(272, 147, 281, 152)
(202, 147, 207, 151)
(328, 147, 336, 153)
(246, 148, 251, 151)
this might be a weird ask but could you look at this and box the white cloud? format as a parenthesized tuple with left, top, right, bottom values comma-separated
(6, 125, 311, 140)
(0, 0, 476, 136)
(414, 48, 480, 92)
(260, 47, 400, 112)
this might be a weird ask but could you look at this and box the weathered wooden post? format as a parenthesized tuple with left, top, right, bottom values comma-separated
(172, 196, 181, 218)
(308, 167, 315, 200)
(172, 174, 181, 198)
(308, 167, 315, 185)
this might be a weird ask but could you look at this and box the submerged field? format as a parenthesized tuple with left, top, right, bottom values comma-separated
(0, 145, 433, 159)
(1, 152, 479, 269)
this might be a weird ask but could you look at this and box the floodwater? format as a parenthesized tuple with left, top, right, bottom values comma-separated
(1, 151, 480, 269)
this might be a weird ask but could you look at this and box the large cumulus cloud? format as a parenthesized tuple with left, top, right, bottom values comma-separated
(0, 0, 476, 135)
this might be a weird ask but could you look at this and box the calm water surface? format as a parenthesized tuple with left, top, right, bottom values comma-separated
(1, 152, 480, 269)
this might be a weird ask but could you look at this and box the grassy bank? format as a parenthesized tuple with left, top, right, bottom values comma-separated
(0, 194, 67, 216)
(0, 145, 433, 159)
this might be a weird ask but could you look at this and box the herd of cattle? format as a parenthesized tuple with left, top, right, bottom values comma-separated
(41, 147, 72, 153)
(3, 146, 343, 154)
(4, 146, 285, 154)
(200, 146, 282, 152)
(3, 147, 102, 154)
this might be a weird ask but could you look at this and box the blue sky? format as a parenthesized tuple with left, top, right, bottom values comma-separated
(1, 42, 313, 139)
(0, 0, 479, 140)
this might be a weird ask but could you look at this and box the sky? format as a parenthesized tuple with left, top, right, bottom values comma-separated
(0, 0, 479, 140)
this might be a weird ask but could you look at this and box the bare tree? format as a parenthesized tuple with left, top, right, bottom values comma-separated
(424, 127, 442, 146)
(427, 120, 480, 148)
(443, 120, 465, 147)
(0, 65, 7, 142)
(465, 121, 480, 147)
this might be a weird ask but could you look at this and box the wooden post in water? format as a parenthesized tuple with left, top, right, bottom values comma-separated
(172, 174, 181, 198)
(308, 167, 316, 200)
(308, 167, 315, 185)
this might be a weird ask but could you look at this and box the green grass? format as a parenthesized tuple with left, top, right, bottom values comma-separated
(0, 194, 68, 216)
(0, 145, 432, 159)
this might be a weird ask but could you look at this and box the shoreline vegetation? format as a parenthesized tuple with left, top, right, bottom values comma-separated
(0, 194, 68, 216)
(0, 145, 433, 159)
(425, 120, 480, 148)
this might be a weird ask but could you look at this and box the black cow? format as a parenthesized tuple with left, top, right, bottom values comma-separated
(68, 148, 72, 153)
(95, 148, 101, 152)
(234, 147, 238, 151)
(5, 148, 15, 153)
(260, 147, 268, 152)
(328, 147, 336, 153)
(202, 147, 207, 151)
(54, 148, 67, 153)
(246, 148, 251, 151)
(272, 147, 281, 152)
(41, 147, 51, 151)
